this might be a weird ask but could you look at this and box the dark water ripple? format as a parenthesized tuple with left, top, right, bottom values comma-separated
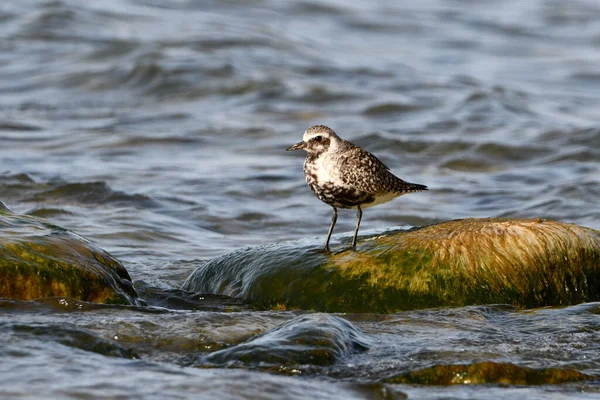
(2, 0, 600, 398)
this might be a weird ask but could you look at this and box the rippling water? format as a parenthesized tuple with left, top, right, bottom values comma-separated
(2, 0, 600, 398)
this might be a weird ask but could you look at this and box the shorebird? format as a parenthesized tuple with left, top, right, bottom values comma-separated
(287, 125, 427, 252)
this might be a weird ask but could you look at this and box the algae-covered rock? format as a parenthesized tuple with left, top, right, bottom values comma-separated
(182, 218, 600, 313)
(199, 314, 369, 368)
(0, 202, 139, 304)
(384, 361, 592, 385)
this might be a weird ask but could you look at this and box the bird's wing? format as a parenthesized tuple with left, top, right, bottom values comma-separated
(336, 146, 395, 191)
(337, 143, 426, 193)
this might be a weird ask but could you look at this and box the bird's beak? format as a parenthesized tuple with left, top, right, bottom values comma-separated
(286, 141, 305, 151)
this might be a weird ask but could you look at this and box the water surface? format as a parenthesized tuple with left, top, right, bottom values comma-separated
(1, 0, 600, 398)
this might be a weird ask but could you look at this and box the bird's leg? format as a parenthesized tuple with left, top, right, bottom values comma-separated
(324, 207, 338, 253)
(352, 205, 362, 251)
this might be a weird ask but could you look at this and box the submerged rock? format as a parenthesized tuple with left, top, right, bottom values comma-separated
(10, 323, 138, 359)
(183, 218, 600, 313)
(384, 361, 592, 385)
(199, 314, 369, 367)
(0, 202, 139, 305)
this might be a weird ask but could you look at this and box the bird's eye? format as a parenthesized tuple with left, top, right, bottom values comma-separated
(314, 136, 323, 142)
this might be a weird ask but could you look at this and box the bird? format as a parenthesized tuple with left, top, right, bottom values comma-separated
(287, 125, 427, 252)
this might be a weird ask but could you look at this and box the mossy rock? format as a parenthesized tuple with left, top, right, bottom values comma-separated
(182, 218, 600, 313)
(384, 361, 592, 385)
(0, 202, 139, 305)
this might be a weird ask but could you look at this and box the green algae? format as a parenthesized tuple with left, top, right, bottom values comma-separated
(0, 205, 139, 305)
(183, 218, 600, 313)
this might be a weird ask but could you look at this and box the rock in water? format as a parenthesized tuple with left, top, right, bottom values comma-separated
(182, 218, 600, 313)
(384, 361, 592, 385)
(0, 202, 139, 305)
(199, 314, 370, 368)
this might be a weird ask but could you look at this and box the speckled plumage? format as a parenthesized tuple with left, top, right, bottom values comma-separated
(304, 137, 425, 208)
(287, 125, 427, 252)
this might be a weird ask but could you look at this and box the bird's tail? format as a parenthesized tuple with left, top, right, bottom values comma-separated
(394, 180, 428, 193)
(408, 182, 428, 191)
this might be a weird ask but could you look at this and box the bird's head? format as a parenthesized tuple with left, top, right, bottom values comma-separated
(286, 125, 340, 155)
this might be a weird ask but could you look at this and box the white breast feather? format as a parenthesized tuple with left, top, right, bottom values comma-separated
(308, 153, 345, 186)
